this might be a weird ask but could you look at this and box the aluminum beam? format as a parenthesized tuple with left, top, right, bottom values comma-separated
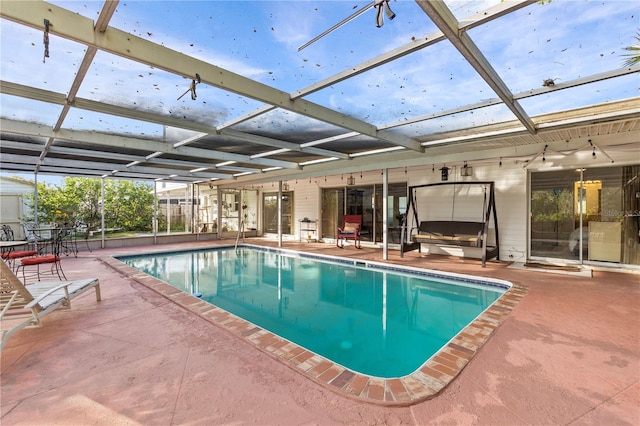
(220, 129, 350, 159)
(0, 118, 300, 170)
(292, 0, 536, 99)
(2, 153, 233, 180)
(382, 66, 640, 130)
(0, 80, 219, 135)
(0, 139, 263, 174)
(0, 0, 423, 152)
(415, 0, 536, 134)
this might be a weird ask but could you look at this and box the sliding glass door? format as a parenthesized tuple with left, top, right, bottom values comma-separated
(321, 183, 407, 243)
(530, 165, 640, 265)
(263, 191, 293, 234)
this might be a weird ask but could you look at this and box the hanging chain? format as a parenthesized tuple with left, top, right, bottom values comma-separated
(43, 19, 51, 63)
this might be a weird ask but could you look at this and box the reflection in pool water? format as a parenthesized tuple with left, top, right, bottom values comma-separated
(120, 246, 508, 378)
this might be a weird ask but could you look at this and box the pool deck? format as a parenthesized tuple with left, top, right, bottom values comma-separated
(2, 238, 639, 425)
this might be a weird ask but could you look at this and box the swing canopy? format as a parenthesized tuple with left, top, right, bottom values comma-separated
(400, 181, 499, 267)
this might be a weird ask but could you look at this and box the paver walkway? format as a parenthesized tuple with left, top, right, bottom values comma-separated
(2, 239, 638, 425)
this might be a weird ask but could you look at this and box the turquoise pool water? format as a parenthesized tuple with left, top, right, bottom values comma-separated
(118, 246, 508, 378)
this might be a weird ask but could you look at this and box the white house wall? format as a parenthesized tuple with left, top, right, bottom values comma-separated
(216, 134, 637, 264)
(0, 176, 34, 239)
(255, 162, 530, 260)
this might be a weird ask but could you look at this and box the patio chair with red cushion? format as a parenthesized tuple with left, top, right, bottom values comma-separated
(336, 214, 362, 249)
(16, 230, 67, 283)
(0, 225, 38, 270)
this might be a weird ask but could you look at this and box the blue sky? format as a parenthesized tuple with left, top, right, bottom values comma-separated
(1, 0, 638, 184)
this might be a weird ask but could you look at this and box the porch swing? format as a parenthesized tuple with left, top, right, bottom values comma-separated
(400, 181, 499, 267)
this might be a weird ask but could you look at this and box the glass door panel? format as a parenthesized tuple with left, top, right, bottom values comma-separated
(347, 187, 374, 242)
(530, 170, 579, 260)
(263, 191, 293, 234)
(582, 167, 623, 263)
(531, 165, 640, 265)
(387, 183, 408, 244)
(321, 189, 342, 239)
(220, 189, 240, 236)
(322, 183, 407, 244)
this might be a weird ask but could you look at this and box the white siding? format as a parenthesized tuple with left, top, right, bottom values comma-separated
(0, 177, 34, 239)
(263, 164, 529, 260)
(291, 179, 321, 241)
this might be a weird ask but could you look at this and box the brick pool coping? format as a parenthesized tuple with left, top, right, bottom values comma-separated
(98, 255, 527, 406)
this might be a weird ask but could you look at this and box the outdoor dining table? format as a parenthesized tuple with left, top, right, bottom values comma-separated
(0, 240, 30, 249)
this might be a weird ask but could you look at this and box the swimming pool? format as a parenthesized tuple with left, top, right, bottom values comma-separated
(118, 245, 510, 378)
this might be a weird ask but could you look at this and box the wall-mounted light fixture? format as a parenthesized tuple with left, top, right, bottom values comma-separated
(460, 161, 473, 177)
(347, 174, 355, 186)
(440, 166, 450, 181)
(282, 182, 290, 191)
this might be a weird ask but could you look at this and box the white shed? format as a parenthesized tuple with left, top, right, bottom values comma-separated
(0, 176, 34, 240)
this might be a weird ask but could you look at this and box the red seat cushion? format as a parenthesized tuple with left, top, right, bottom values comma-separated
(8, 250, 38, 259)
(20, 255, 59, 265)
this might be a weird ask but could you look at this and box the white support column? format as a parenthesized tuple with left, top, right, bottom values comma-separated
(382, 168, 389, 260)
(153, 183, 157, 244)
(166, 189, 171, 234)
(278, 181, 283, 247)
(33, 172, 39, 226)
(100, 178, 105, 249)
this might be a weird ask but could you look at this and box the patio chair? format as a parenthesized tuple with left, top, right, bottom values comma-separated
(0, 260, 101, 351)
(336, 214, 362, 249)
(59, 225, 78, 257)
(73, 220, 92, 253)
(16, 230, 67, 283)
(21, 222, 54, 255)
(1, 225, 38, 269)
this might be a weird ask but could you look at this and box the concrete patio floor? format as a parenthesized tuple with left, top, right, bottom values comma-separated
(1, 239, 639, 425)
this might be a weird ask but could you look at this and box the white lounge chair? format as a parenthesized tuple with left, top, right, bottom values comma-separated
(0, 259, 101, 351)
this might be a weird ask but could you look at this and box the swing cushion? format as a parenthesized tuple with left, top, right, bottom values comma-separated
(413, 221, 485, 247)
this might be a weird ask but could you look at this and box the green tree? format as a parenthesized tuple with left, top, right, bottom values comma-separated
(27, 178, 156, 233)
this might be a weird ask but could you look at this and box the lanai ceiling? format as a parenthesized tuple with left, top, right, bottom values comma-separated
(1, 0, 638, 184)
